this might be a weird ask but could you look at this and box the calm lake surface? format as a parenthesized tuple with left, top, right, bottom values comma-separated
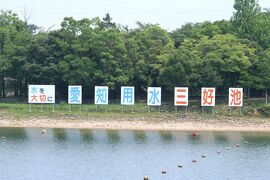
(0, 128, 270, 180)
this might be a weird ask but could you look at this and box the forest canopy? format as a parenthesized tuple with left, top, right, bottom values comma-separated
(0, 0, 270, 100)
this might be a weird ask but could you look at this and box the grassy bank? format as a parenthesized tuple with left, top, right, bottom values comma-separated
(0, 98, 269, 120)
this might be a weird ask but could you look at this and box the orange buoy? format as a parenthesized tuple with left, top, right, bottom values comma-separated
(192, 132, 198, 137)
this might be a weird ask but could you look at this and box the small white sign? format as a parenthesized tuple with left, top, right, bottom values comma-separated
(174, 87, 188, 106)
(95, 86, 109, 105)
(229, 88, 243, 107)
(68, 86, 82, 104)
(121, 86, 135, 105)
(201, 87, 215, 106)
(147, 87, 161, 106)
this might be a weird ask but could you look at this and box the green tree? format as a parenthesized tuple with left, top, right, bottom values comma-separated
(252, 11, 270, 49)
(0, 10, 32, 97)
(158, 47, 200, 91)
(128, 23, 174, 94)
(59, 55, 97, 90)
(231, 0, 261, 39)
(231, 0, 270, 49)
(252, 48, 270, 103)
(194, 34, 255, 89)
(101, 13, 116, 29)
(171, 20, 232, 48)
(57, 16, 130, 98)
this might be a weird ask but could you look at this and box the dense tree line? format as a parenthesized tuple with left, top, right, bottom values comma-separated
(1, 0, 270, 100)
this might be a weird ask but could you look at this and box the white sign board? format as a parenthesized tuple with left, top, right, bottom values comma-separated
(28, 85, 55, 104)
(68, 86, 82, 104)
(174, 87, 188, 106)
(201, 87, 215, 106)
(95, 86, 109, 105)
(147, 87, 161, 106)
(121, 86, 135, 105)
(229, 88, 243, 107)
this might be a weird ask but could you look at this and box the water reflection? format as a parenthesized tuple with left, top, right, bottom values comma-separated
(213, 132, 229, 145)
(79, 129, 94, 143)
(187, 132, 202, 145)
(1, 128, 270, 180)
(0, 128, 27, 141)
(159, 131, 174, 143)
(133, 131, 146, 144)
(107, 130, 121, 144)
(241, 132, 270, 148)
(53, 129, 67, 142)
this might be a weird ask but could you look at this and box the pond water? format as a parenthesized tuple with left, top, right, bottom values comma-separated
(0, 128, 270, 180)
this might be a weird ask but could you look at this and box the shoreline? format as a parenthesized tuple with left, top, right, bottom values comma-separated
(1, 115, 270, 131)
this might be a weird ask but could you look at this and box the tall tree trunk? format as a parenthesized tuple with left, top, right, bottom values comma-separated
(14, 77, 18, 97)
(24, 76, 27, 98)
(1, 74, 5, 98)
(247, 88, 250, 99)
(0, 76, 2, 98)
(18, 77, 22, 97)
(266, 89, 268, 105)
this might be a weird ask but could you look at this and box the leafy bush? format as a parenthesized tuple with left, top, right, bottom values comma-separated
(257, 104, 270, 117)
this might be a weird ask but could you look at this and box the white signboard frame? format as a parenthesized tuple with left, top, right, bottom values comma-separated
(68, 85, 82, 104)
(229, 88, 243, 107)
(147, 87, 161, 106)
(95, 86, 109, 105)
(174, 87, 188, 106)
(201, 87, 215, 107)
(121, 86, 135, 105)
(28, 85, 55, 104)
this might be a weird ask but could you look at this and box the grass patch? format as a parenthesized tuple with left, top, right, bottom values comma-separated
(0, 98, 269, 120)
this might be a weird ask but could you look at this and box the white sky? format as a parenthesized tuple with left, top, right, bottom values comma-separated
(1, 0, 270, 31)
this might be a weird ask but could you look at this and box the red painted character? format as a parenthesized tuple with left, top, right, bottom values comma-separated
(202, 89, 214, 105)
(31, 95, 38, 102)
(39, 95, 46, 102)
(230, 89, 242, 106)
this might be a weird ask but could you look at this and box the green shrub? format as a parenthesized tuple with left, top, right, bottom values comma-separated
(257, 104, 270, 117)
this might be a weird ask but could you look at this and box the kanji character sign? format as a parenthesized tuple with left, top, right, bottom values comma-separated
(121, 86, 135, 105)
(68, 86, 82, 104)
(95, 86, 109, 105)
(28, 85, 55, 104)
(174, 87, 188, 106)
(201, 87, 215, 106)
(147, 87, 161, 106)
(229, 88, 243, 107)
